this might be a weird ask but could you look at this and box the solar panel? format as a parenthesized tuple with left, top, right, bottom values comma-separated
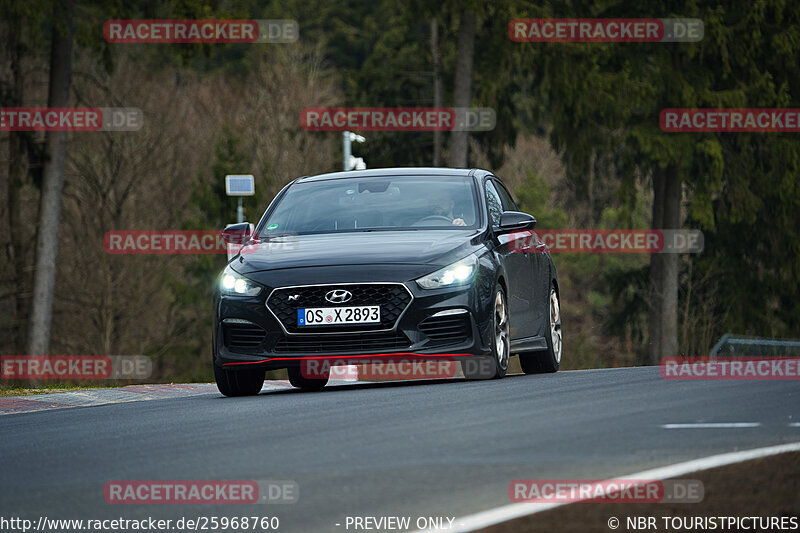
(225, 175, 255, 196)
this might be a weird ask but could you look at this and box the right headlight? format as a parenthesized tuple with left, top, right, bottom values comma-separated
(219, 268, 262, 297)
(416, 253, 478, 290)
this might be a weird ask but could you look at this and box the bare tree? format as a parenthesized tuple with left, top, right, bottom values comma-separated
(48, 46, 340, 379)
(27, 0, 74, 355)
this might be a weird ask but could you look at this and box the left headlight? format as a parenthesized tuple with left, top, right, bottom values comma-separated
(220, 269, 262, 297)
(416, 253, 479, 290)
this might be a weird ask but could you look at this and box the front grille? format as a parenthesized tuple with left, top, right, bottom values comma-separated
(267, 283, 412, 333)
(273, 331, 411, 353)
(419, 313, 471, 346)
(223, 322, 266, 349)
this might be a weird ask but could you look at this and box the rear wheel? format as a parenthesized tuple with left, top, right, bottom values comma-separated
(520, 283, 561, 374)
(288, 365, 330, 390)
(214, 363, 265, 397)
(462, 284, 509, 380)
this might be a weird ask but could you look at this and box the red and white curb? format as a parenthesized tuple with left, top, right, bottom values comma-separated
(0, 381, 294, 415)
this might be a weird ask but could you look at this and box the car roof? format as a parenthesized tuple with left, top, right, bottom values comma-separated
(295, 167, 494, 183)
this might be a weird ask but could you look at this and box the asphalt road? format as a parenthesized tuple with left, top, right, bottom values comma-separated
(2, 366, 799, 532)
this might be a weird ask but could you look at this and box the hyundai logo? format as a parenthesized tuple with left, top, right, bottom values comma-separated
(325, 289, 353, 304)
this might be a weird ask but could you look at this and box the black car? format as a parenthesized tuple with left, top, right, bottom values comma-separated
(212, 167, 562, 396)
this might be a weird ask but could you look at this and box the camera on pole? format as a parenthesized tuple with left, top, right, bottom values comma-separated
(343, 131, 366, 171)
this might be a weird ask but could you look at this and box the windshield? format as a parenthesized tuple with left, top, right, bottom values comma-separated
(257, 175, 481, 237)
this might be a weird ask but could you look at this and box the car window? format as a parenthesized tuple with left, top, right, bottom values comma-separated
(493, 179, 519, 211)
(485, 180, 504, 227)
(258, 176, 480, 236)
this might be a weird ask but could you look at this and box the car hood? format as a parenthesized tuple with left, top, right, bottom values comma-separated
(231, 230, 481, 274)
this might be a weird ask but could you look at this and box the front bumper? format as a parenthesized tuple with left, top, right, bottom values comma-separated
(213, 275, 494, 371)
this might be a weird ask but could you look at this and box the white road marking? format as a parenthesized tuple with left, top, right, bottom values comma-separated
(789, 423, 800, 427)
(661, 422, 761, 429)
(419, 441, 800, 533)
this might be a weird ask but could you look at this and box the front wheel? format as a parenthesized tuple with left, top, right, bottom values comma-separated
(214, 363, 265, 397)
(520, 283, 562, 374)
(462, 284, 509, 380)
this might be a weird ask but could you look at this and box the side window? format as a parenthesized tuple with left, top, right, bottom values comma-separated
(493, 179, 519, 211)
(485, 180, 504, 227)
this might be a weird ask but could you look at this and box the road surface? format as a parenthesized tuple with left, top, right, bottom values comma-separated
(2, 366, 798, 531)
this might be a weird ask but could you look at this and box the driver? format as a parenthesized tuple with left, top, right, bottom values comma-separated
(430, 195, 466, 226)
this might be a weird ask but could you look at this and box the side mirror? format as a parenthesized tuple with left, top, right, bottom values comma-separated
(221, 222, 252, 245)
(497, 211, 536, 233)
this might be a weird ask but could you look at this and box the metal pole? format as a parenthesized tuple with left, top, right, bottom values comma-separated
(237, 197, 243, 224)
(343, 131, 351, 171)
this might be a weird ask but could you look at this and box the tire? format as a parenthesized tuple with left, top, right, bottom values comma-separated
(520, 282, 562, 374)
(288, 365, 330, 391)
(214, 363, 265, 397)
(461, 284, 510, 380)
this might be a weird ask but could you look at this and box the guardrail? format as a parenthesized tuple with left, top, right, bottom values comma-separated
(710, 334, 800, 357)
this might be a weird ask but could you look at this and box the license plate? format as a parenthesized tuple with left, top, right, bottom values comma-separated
(298, 306, 381, 326)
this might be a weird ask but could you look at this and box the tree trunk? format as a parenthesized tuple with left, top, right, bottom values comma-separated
(26, 0, 75, 355)
(647, 164, 681, 364)
(449, 10, 475, 168)
(431, 18, 443, 167)
(587, 150, 596, 224)
(660, 163, 681, 358)
(647, 168, 665, 364)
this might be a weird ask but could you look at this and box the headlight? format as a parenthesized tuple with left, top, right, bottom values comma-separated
(220, 269, 262, 296)
(416, 254, 478, 289)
